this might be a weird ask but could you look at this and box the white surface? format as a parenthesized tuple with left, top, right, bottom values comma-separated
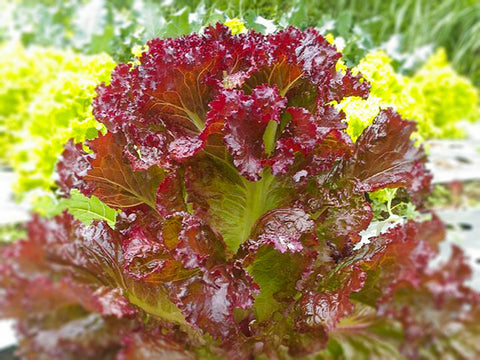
(426, 122, 480, 184)
(437, 208, 480, 290)
(0, 320, 16, 348)
(427, 139, 480, 184)
(0, 171, 29, 226)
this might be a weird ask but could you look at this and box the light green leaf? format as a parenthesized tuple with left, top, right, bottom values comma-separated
(314, 305, 405, 360)
(185, 154, 290, 253)
(38, 190, 119, 229)
(62, 190, 119, 228)
(249, 247, 305, 322)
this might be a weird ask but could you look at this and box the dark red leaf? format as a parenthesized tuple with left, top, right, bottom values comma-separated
(263, 27, 340, 87)
(355, 216, 445, 304)
(122, 124, 172, 171)
(203, 85, 287, 181)
(122, 226, 174, 282)
(249, 207, 315, 254)
(296, 266, 366, 332)
(172, 213, 227, 270)
(116, 329, 197, 360)
(167, 261, 259, 339)
(93, 24, 263, 168)
(382, 244, 480, 359)
(16, 314, 131, 360)
(268, 107, 322, 175)
(349, 109, 431, 194)
(57, 140, 94, 195)
(327, 68, 370, 102)
(73, 133, 166, 210)
(155, 171, 186, 216)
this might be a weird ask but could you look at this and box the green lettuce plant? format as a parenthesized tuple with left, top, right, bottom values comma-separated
(335, 48, 480, 141)
(0, 42, 115, 200)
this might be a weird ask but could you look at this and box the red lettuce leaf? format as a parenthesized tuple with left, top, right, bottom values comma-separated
(203, 84, 287, 181)
(351, 215, 445, 305)
(314, 183, 373, 259)
(93, 25, 262, 169)
(122, 124, 172, 171)
(0, 214, 136, 319)
(170, 213, 227, 270)
(348, 109, 431, 194)
(296, 108, 433, 259)
(58, 133, 167, 211)
(268, 106, 351, 176)
(15, 314, 131, 360)
(248, 207, 315, 254)
(326, 68, 371, 102)
(0, 216, 137, 360)
(167, 261, 259, 339)
(386, 245, 480, 359)
(121, 211, 227, 280)
(116, 331, 197, 360)
(121, 226, 182, 283)
(155, 170, 186, 216)
(250, 27, 369, 102)
(57, 140, 95, 196)
(296, 265, 366, 333)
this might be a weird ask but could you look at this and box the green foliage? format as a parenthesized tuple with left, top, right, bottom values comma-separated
(0, 0, 142, 62)
(369, 188, 423, 222)
(372, 191, 436, 236)
(410, 49, 480, 136)
(187, 157, 289, 253)
(298, 0, 480, 87)
(0, 42, 115, 199)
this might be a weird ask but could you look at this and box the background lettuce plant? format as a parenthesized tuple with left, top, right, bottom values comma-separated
(1, 25, 479, 360)
(335, 48, 480, 141)
(0, 42, 115, 199)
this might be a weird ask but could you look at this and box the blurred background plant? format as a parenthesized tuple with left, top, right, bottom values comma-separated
(335, 48, 480, 141)
(0, 43, 115, 200)
(0, 0, 479, 243)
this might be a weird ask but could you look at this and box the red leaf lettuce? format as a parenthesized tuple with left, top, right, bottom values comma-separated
(1, 24, 478, 359)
